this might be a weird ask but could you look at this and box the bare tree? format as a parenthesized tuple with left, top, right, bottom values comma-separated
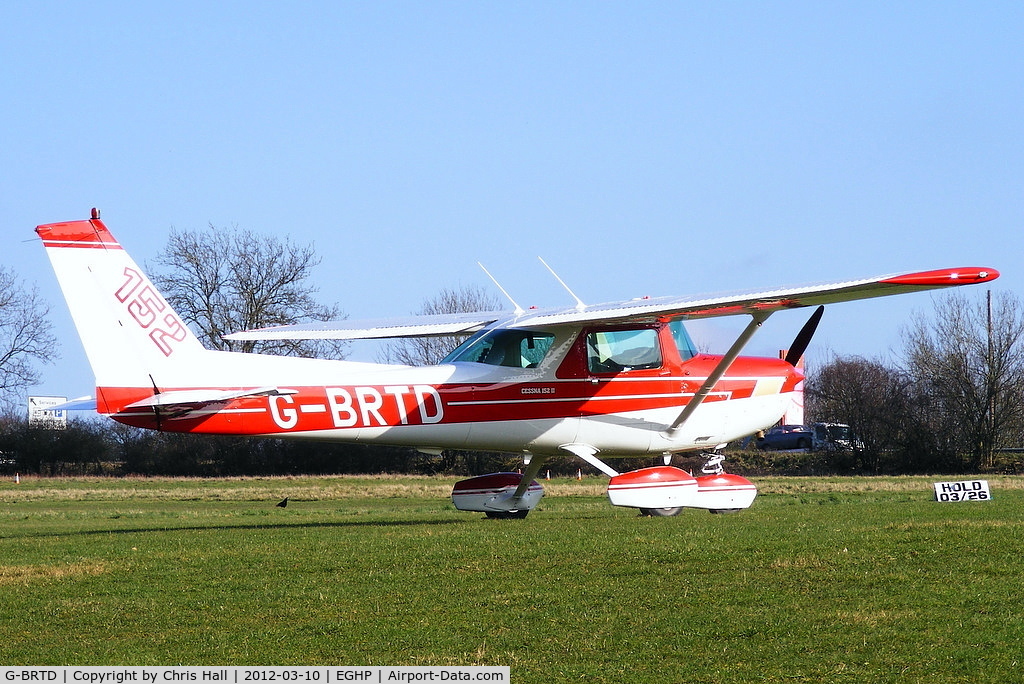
(380, 284, 502, 366)
(901, 291, 1024, 469)
(806, 356, 912, 472)
(0, 267, 58, 402)
(149, 225, 347, 359)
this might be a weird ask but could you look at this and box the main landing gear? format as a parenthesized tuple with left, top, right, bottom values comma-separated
(451, 469, 546, 518)
(484, 509, 531, 519)
(449, 451, 757, 519)
(639, 507, 683, 517)
(609, 451, 758, 516)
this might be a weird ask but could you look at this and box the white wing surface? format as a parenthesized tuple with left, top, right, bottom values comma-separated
(225, 267, 998, 341)
(509, 267, 999, 327)
(225, 311, 509, 341)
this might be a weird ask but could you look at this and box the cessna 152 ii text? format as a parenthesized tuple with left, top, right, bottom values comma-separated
(36, 212, 999, 518)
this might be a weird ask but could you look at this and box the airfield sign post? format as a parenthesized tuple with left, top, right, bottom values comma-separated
(28, 396, 67, 430)
(933, 479, 991, 502)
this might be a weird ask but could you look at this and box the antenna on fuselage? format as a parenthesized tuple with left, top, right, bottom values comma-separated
(477, 262, 525, 316)
(538, 257, 586, 312)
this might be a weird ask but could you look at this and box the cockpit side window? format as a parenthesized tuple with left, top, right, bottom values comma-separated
(586, 328, 662, 374)
(669, 319, 698, 360)
(442, 329, 555, 368)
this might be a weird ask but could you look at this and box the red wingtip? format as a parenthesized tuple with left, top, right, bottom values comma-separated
(881, 267, 1000, 287)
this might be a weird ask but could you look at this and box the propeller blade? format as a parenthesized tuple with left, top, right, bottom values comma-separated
(785, 306, 824, 367)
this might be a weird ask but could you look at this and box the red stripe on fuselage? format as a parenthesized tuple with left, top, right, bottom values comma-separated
(96, 370, 797, 435)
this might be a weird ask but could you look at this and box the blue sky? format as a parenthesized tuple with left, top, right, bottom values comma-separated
(3, 2, 1022, 403)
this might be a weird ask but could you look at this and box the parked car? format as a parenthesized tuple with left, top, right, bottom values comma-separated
(756, 424, 813, 450)
(811, 422, 863, 451)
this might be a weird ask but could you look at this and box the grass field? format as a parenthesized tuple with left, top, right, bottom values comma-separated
(1, 474, 1022, 683)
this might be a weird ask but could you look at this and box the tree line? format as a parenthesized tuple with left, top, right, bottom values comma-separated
(2, 223, 1021, 477)
(803, 291, 1024, 474)
(0, 416, 523, 477)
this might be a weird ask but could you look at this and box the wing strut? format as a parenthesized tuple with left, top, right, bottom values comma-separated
(561, 443, 619, 477)
(508, 453, 549, 503)
(663, 311, 773, 438)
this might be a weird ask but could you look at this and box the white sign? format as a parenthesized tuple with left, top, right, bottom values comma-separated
(28, 395, 67, 429)
(933, 479, 991, 502)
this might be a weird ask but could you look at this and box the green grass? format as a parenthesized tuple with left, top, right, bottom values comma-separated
(1, 475, 1022, 683)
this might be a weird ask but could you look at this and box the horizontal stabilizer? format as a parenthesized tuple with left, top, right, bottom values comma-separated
(48, 396, 98, 411)
(124, 386, 295, 418)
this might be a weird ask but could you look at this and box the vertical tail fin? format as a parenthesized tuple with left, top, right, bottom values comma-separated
(36, 215, 208, 398)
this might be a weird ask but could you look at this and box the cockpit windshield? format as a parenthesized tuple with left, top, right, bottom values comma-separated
(442, 329, 555, 368)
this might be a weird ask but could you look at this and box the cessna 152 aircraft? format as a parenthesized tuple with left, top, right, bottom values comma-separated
(36, 213, 998, 517)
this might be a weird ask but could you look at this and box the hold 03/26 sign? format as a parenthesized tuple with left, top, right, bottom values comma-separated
(933, 479, 991, 502)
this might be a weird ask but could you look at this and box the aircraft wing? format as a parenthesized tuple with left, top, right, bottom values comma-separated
(224, 312, 509, 342)
(508, 267, 1000, 327)
(225, 267, 998, 340)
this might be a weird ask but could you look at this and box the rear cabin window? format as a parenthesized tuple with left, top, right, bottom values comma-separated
(443, 329, 555, 368)
(587, 328, 662, 374)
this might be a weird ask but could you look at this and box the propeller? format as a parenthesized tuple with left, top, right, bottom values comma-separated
(784, 306, 824, 367)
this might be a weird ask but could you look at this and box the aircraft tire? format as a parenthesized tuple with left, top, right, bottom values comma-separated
(485, 510, 530, 519)
(639, 507, 682, 517)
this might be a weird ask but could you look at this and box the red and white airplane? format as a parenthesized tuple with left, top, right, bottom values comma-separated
(36, 213, 998, 517)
